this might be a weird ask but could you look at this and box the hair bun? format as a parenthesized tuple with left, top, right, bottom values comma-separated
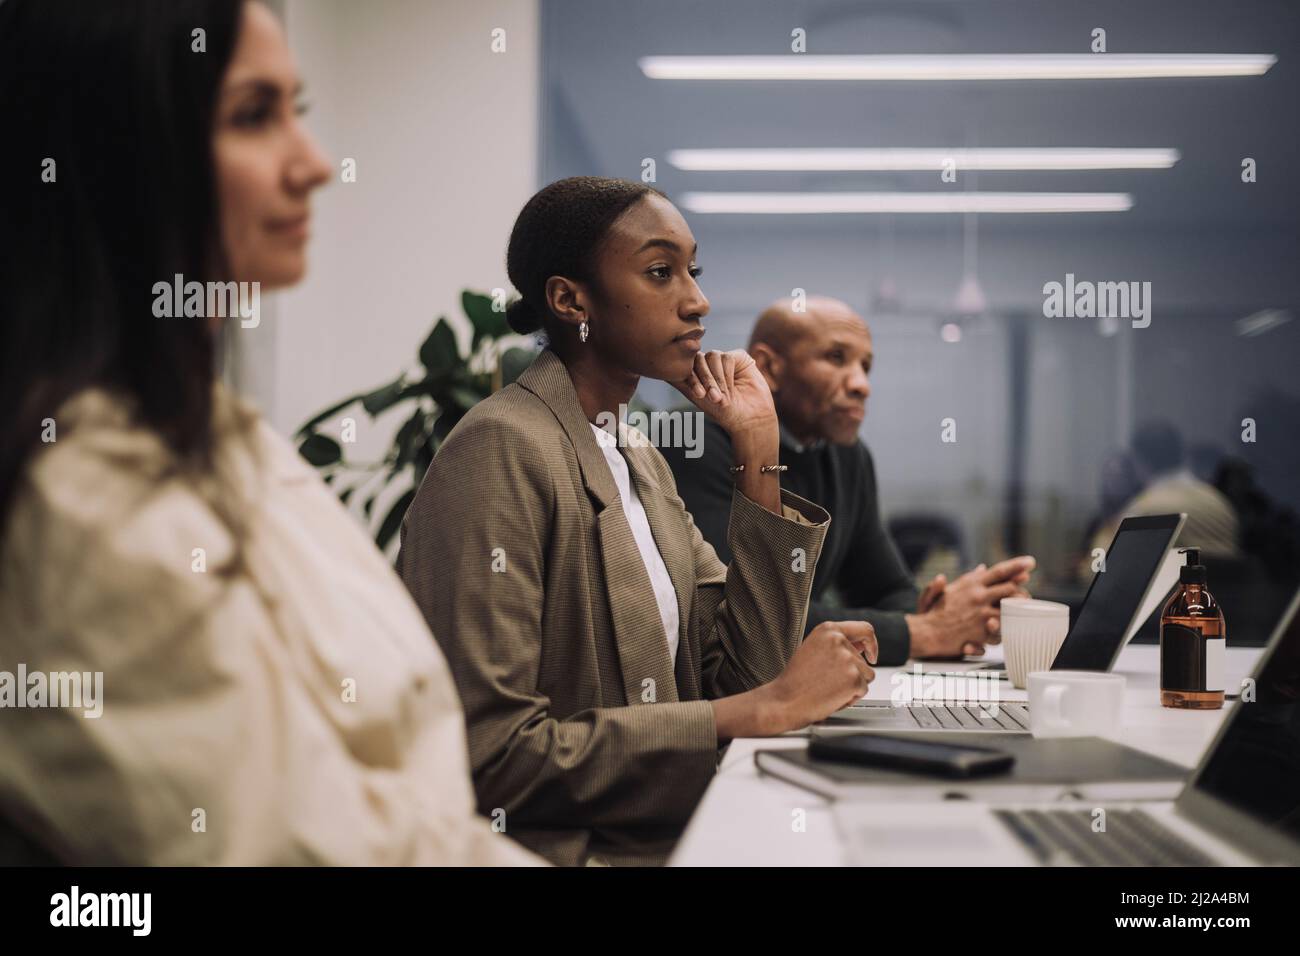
(505, 297, 542, 335)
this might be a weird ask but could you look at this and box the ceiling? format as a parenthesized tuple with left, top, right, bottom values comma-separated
(540, 0, 1300, 236)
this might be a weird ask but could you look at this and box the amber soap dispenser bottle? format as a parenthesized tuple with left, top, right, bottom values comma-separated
(1160, 547, 1225, 709)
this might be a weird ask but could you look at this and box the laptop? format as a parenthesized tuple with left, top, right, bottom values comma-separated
(832, 587, 1300, 865)
(821, 513, 1186, 735)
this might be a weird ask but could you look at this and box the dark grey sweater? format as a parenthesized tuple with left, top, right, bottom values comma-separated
(664, 417, 918, 665)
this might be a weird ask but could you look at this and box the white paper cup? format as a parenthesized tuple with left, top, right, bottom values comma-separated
(1028, 670, 1126, 739)
(1000, 597, 1070, 689)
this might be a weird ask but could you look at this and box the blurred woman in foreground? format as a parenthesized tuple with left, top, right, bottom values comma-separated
(0, 0, 538, 865)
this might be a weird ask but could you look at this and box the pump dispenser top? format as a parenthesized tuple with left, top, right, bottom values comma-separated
(1179, 547, 1207, 585)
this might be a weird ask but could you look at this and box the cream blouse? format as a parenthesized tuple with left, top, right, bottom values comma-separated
(0, 386, 541, 865)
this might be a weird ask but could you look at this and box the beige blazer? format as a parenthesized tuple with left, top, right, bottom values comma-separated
(397, 349, 829, 865)
(0, 386, 541, 866)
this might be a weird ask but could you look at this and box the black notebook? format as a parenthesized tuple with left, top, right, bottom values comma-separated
(755, 732, 1188, 803)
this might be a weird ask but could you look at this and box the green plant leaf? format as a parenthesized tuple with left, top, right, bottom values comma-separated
(419, 318, 460, 380)
(394, 409, 428, 468)
(298, 433, 342, 467)
(360, 375, 409, 416)
(414, 440, 434, 481)
(446, 385, 485, 411)
(295, 392, 363, 437)
(500, 346, 537, 387)
(464, 290, 510, 347)
(432, 409, 459, 446)
(397, 381, 434, 403)
(376, 488, 416, 553)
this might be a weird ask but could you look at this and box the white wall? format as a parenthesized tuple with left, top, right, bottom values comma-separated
(255, 0, 539, 458)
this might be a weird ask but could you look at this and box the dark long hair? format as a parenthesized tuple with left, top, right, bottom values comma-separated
(0, 0, 245, 534)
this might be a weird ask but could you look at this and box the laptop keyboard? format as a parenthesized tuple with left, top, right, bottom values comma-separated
(898, 702, 1030, 731)
(994, 808, 1219, 866)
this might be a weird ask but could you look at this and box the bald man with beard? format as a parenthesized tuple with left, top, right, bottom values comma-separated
(664, 296, 1034, 665)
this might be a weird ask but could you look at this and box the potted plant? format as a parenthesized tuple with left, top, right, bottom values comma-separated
(294, 290, 537, 552)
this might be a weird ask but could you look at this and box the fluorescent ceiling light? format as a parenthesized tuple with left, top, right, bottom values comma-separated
(668, 147, 1180, 171)
(639, 54, 1276, 81)
(680, 192, 1134, 214)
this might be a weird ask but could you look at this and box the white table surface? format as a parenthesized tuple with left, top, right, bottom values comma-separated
(670, 643, 1263, 866)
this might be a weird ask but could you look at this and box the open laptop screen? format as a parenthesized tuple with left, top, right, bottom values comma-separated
(1051, 514, 1184, 671)
(1193, 590, 1300, 842)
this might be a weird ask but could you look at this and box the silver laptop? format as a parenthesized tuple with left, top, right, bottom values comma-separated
(822, 513, 1186, 735)
(833, 588, 1300, 865)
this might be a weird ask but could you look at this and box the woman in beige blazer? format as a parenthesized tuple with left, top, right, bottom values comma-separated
(397, 177, 879, 865)
(0, 0, 537, 866)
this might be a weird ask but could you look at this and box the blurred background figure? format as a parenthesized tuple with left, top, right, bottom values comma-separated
(1088, 421, 1240, 562)
(1080, 449, 1144, 553)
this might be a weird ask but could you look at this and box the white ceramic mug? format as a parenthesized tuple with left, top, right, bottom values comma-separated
(1028, 670, 1126, 739)
(1000, 598, 1070, 689)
